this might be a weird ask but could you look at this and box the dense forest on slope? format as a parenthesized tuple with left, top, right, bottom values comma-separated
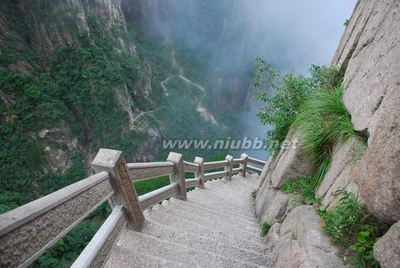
(0, 1, 247, 265)
(0, 0, 240, 214)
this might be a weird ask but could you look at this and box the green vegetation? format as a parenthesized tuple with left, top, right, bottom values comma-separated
(254, 58, 344, 153)
(261, 221, 272, 236)
(293, 86, 357, 167)
(33, 204, 111, 268)
(282, 177, 317, 205)
(320, 193, 387, 267)
(256, 59, 383, 267)
(0, 3, 231, 265)
(251, 190, 257, 200)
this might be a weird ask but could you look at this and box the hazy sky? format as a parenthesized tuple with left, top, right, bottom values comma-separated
(241, 0, 357, 158)
(246, 0, 357, 73)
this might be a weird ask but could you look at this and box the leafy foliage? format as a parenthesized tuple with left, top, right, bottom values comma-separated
(33, 204, 111, 268)
(254, 58, 344, 153)
(322, 193, 364, 246)
(0, 10, 225, 268)
(320, 193, 388, 267)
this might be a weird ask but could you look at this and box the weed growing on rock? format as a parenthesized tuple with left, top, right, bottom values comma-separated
(321, 193, 363, 246)
(254, 59, 344, 153)
(261, 221, 272, 236)
(294, 86, 356, 166)
(282, 177, 317, 205)
(320, 193, 387, 267)
(251, 190, 257, 200)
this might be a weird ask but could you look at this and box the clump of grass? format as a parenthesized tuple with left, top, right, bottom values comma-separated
(294, 86, 356, 165)
(251, 190, 257, 200)
(261, 221, 272, 236)
(320, 193, 388, 267)
(254, 59, 344, 154)
(321, 193, 363, 246)
(282, 177, 317, 205)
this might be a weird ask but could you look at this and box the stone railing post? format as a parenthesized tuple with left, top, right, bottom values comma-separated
(194, 157, 205, 188)
(92, 148, 145, 230)
(224, 155, 233, 180)
(240, 153, 248, 177)
(167, 152, 187, 200)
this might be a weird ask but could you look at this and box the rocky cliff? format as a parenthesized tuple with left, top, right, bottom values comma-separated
(255, 0, 400, 266)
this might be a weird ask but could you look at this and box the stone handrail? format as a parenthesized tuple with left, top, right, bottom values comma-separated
(0, 148, 266, 267)
(127, 162, 174, 181)
(203, 160, 228, 170)
(248, 156, 267, 166)
(0, 171, 113, 267)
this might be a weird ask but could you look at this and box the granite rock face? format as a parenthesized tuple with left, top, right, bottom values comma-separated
(333, 0, 400, 222)
(265, 205, 347, 268)
(267, 129, 315, 189)
(255, 177, 301, 225)
(316, 137, 365, 210)
(374, 220, 400, 268)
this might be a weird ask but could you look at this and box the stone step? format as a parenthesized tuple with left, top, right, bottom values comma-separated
(114, 229, 266, 268)
(161, 200, 260, 235)
(206, 178, 254, 194)
(188, 189, 256, 215)
(169, 197, 259, 227)
(140, 220, 269, 266)
(188, 189, 255, 213)
(205, 181, 253, 201)
(195, 180, 253, 205)
(206, 180, 254, 196)
(173, 195, 258, 223)
(221, 177, 258, 190)
(186, 192, 257, 219)
(154, 200, 263, 241)
(144, 205, 267, 254)
(105, 247, 186, 268)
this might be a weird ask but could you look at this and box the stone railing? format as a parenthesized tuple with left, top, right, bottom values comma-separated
(0, 149, 266, 268)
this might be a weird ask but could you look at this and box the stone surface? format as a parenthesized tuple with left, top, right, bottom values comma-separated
(332, 0, 400, 222)
(316, 138, 365, 209)
(374, 220, 400, 268)
(256, 178, 301, 225)
(265, 205, 347, 268)
(267, 129, 315, 189)
(0, 179, 113, 267)
(105, 174, 271, 267)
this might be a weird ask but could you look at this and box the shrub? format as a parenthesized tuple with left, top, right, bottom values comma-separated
(261, 221, 272, 236)
(254, 59, 344, 153)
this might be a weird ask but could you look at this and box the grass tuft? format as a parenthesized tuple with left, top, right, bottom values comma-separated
(261, 221, 272, 236)
(294, 86, 356, 166)
(251, 190, 257, 200)
(282, 177, 317, 205)
(320, 193, 389, 267)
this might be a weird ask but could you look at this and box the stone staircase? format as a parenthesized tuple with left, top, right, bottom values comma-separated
(105, 173, 269, 267)
(0, 150, 268, 267)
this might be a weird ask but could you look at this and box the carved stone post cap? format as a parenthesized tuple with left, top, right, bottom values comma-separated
(225, 155, 234, 161)
(240, 153, 249, 159)
(194, 156, 204, 164)
(92, 148, 122, 168)
(167, 152, 183, 163)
